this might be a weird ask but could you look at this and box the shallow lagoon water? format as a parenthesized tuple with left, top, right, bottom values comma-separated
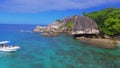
(0, 24, 120, 68)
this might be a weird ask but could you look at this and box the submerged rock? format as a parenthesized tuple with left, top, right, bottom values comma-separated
(76, 37, 117, 49)
(41, 32, 60, 37)
(41, 33, 49, 36)
(33, 15, 119, 49)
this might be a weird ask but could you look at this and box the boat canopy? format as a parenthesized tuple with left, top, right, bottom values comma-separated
(0, 41, 10, 44)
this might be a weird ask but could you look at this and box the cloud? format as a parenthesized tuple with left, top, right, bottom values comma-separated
(0, 0, 119, 13)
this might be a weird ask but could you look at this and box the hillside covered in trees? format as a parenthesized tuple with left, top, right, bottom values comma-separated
(83, 7, 120, 36)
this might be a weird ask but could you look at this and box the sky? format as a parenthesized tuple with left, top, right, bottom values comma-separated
(0, 0, 120, 25)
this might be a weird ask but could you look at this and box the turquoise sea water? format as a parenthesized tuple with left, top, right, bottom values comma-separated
(0, 24, 120, 68)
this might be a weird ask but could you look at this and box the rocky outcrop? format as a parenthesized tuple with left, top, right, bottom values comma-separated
(72, 16, 99, 35)
(34, 26, 47, 32)
(34, 21, 66, 32)
(34, 16, 99, 35)
(33, 15, 120, 49)
(34, 20, 68, 36)
(34, 16, 100, 37)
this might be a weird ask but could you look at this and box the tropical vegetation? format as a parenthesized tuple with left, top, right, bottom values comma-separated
(83, 7, 120, 36)
(66, 21, 74, 28)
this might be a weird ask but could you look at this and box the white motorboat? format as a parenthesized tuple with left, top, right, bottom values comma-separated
(0, 41, 20, 52)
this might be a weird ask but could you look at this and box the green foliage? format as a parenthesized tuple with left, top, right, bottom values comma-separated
(56, 19, 61, 23)
(82, 12, 87, 16)
(84, 7, 120, 36)
(66, 21, 74, 28)
(104, 18, 120, 35)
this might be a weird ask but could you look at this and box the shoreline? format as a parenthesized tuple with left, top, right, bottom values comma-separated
(34, 24, 120, 49)
(33, 15, 120, 49)
(34, 25, 120, 49)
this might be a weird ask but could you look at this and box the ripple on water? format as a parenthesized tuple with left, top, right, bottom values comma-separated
(1, 24, 120, 68)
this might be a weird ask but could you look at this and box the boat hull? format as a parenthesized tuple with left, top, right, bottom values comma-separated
(0, 46, 20, 52)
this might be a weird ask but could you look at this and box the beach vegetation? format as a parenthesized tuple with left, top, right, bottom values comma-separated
(66, 21, 74, 28)
(84, 7, 120, 36)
